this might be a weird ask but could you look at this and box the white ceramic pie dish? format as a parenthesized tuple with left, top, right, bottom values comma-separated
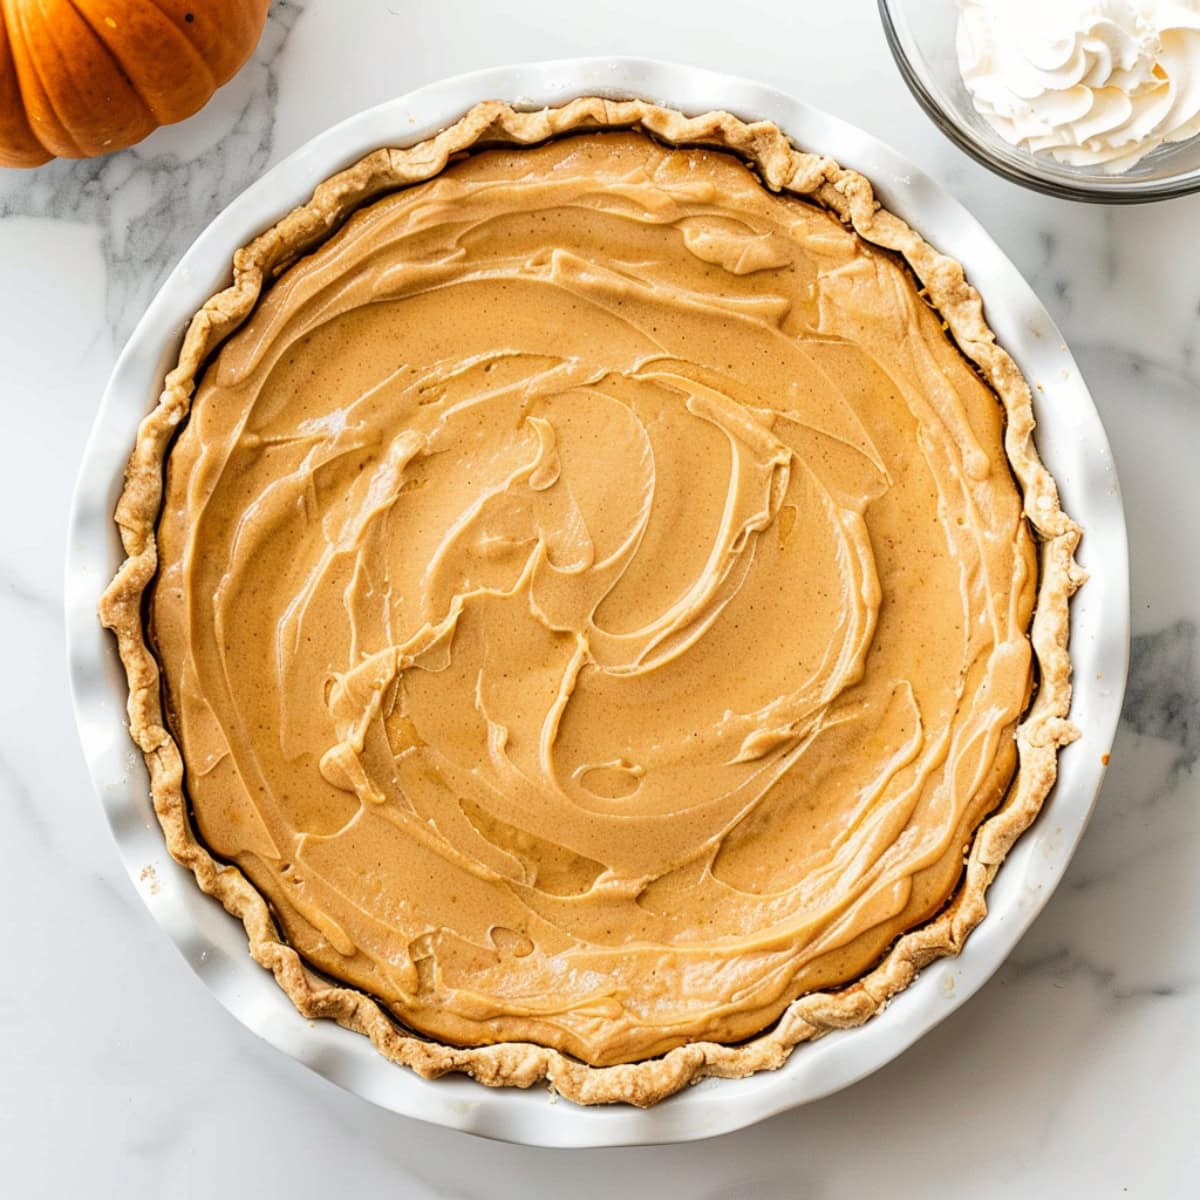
(65, 57, 1129, 1147)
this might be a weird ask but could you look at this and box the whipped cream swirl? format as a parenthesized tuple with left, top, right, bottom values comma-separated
(956, 0, 1200, 172)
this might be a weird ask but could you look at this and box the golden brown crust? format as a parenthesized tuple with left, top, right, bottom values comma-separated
(99, 97, 1083, 1108)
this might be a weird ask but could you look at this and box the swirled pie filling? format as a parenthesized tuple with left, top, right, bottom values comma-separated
(151, 130, 1036, 1067)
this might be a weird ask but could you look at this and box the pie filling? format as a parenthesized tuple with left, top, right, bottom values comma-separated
(151, 131, 1036, 1067)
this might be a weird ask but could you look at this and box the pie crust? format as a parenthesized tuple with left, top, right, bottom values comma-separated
(100, 97, 1083, 1107)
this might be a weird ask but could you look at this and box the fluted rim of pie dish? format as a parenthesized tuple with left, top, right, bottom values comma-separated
(66, 58, 1129, 1145)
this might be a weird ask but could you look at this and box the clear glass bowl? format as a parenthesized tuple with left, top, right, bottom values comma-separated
(878, 0, 1200, 203)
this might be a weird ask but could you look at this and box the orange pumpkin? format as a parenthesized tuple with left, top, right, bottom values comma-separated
(0, 0, 271, 168)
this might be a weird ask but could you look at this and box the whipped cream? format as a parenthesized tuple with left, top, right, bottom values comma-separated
(956, 0, 1200, 172)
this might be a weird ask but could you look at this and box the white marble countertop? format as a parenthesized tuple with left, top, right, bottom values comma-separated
(2, 2, 1197, 1195)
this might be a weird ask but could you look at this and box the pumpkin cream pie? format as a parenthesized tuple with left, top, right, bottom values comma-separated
(101, 98, 1082, 1107)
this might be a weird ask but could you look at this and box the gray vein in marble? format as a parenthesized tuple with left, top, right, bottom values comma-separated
(1037, 229, 1054, 269)
(124, 1110, 186, 1165)
(0, 2, 305, 349)
(2, 574, 60, 624)
(1096, 341, 1200, 391)
(0, 744, 48, 847)
(1059, 623, 1199, 894)
(1030, 229, 1073, 319)
(1008, 946, 1197, 1001)
(1063, 828, 1197, 895)
(1123, 621, 1198, 775)
(1101, 207, 1117, 288)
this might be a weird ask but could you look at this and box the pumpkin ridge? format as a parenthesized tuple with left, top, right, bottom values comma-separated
(154, 0, 269, 89)
(72, 0, 218, 124)
(63, 0, 160, 129)
(7, 0, 84, 156)
(0, 5, 51, 164)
